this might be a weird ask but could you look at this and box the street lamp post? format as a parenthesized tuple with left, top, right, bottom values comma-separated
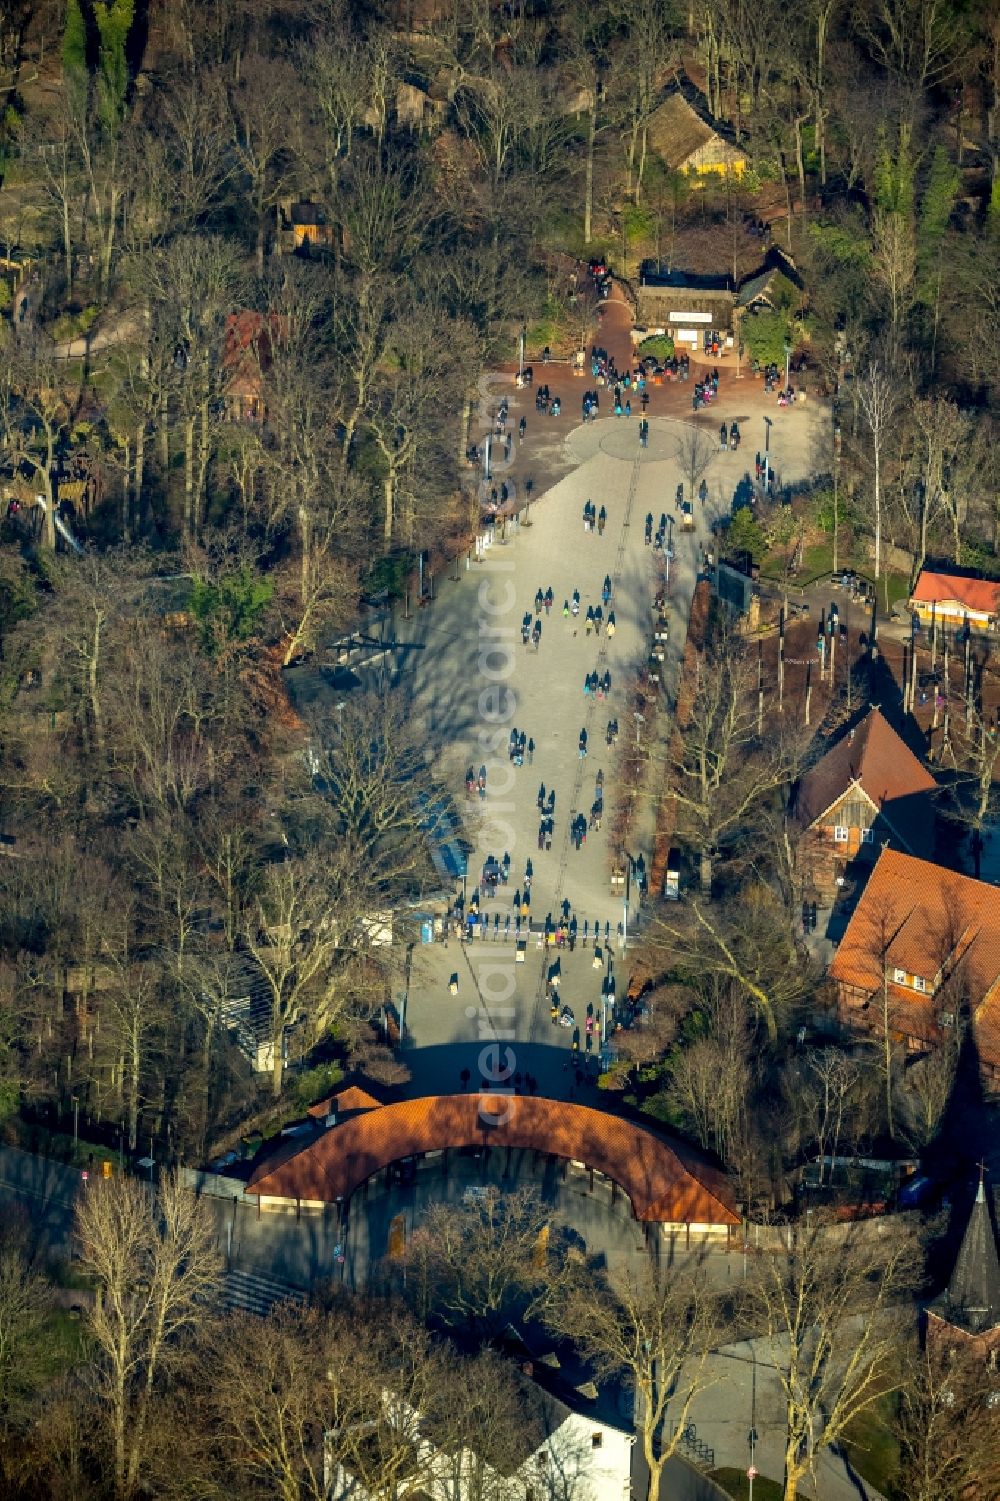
(832, 421, 841, 576)
(518, 327, 526, 385)
(748, 1345, 758, 1501)
(400, 942, 414, 1042)
(784, 338, 791, 391)
(762, 416, 773, 493)
(622, 854, 631, 953)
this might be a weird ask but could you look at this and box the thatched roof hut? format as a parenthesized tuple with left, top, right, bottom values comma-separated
(647, 90, 747, 176)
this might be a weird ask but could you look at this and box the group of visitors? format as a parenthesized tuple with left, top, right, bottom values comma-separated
(583, 670, 612, 699)
(645, 512, 671, 551)
(507, 728, 533, 766)
(464, 764, 489, 800)
(691, 369, 721, 411)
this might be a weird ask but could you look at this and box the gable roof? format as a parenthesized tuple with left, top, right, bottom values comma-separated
(306, 1084, 383, 1119)
(829, 849, 1000, 1071)
(647, 90, 746, 171)
(793, 707, 936, 851)
(931, 1179, 1000, 1335)
(736, 248, 805, 310)
(910, 570, 1000, 617)
(247, 1094, 740, 1224)
(222, 311, 283, 398)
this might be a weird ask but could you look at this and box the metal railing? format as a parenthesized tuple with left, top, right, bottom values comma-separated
(674, 1423, 715, 1470)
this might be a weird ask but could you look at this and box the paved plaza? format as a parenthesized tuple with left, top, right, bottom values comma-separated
(392, 294, 826, 1101)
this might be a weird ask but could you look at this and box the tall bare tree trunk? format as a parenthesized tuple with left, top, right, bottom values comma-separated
(158, 389, 169, 470)
(584, 106, 596, 244)
(183, 415, 195, 535)
(383, 472, 395, 543)
(134, 422, 145, 527)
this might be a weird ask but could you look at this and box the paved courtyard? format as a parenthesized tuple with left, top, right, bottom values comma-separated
(388, 293, 827, 1101)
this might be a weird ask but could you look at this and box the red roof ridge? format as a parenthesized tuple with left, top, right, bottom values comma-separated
(795, 707, 935, 832)
(829, 850, 1000, 1073)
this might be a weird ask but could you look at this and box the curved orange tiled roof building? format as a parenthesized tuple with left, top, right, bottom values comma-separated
(246, 1093, 740, 1226)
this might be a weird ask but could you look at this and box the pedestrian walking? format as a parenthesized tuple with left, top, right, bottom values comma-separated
(537, 783, 546, 811)
(527, 737, 534, 764)
(579, 728, 588, 758)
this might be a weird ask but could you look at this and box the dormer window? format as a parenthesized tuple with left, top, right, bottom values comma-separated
(834, 826, 848, 843)
(860, 828, 874, 844)
(893, 968, 907, 984)
(913, 976, 927, 993)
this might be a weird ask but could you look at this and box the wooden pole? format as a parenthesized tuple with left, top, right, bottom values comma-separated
(829, 607, 837, 688)
(902, 641, 910, 714)
(758, 640, 764, 736)
(778, 608, 785, 710)
(818, 609, 826, 681)
(909, 619, 918, 715)
(930, 602, 937, 678)
(804, 661, 812, 726)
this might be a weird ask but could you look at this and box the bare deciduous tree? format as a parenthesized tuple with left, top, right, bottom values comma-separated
(76, 1171, 220, 1501)
(856, 361, 897, 583)
(674, 426, 717, 503)
(895, 1337, 1000, 1501)
(546, 1261, 723, 1501)
(744, 1220, 918, 1501)
(402, 1187, 560, 1337)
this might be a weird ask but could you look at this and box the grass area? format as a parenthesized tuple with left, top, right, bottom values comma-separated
(840, 1398, 900, 1497)
(710, 1467, 784, 1500)
(758, 536, 910, 615)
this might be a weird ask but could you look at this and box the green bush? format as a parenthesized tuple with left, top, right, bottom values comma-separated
(959, 539, 997, 574)
(729, 506, 764, 556)
(637, 334, 675, 360)
(49, 305, 100, 343)
(364, 553, 414, 601)
(188, 566, 273, 654)
(742, 308, 793, 367)
(811, 488, 837, 533)
(291, 1061, 344, 1112)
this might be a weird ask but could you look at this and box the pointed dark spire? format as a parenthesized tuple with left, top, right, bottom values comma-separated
(936, 1177, 1000, 1335)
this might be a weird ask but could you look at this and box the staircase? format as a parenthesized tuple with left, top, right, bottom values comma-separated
(218, 1267, 307, 1318)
